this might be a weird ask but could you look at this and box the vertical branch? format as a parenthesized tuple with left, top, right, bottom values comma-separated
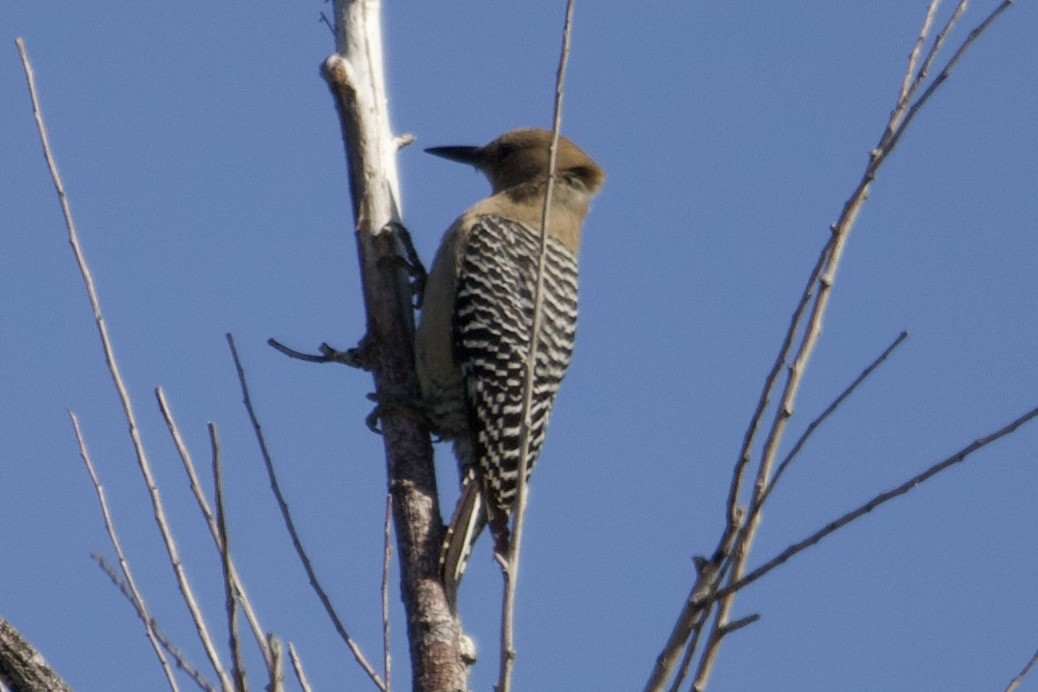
(322, 2, 464, 689)
(895, 0, 941, 110)
(155, 387, 272, 670)
(211, 424, 247, 692)
(265, 636, 284, 692)
(497, 3, 577, 692)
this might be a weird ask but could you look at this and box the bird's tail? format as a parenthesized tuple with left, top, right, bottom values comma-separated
(440, 466, 486, 611)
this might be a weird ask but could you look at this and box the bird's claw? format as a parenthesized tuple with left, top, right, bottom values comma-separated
(364, 389, 431, 434)
(381, 222, 427, 308)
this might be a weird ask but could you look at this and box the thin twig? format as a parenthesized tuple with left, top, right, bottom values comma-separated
(68, 412, 179, 692)
(685, 240, 836, 691)
(212, 424, 247, 692)
(662, 328, 911, 683)
(877, 0, 1011, 168)
(901, 1, 966, 118)
(155, 387, 272, 669)
(17, 36, 232, 691)
(760, 331, 909, 505)
(647, 3, 1017, 688)
(381, 492, 393, 691)
(665, 606, 711, 692)
(645, 513, 743, 691)
(896, 0, 941, 106)
(718, 613, 760, 636)
(288, 643, 314, 692)
(646, 246, 837, 690)
(319, 12, 335, 36)
(225, 333, 386, 691)
(1005, 647, 1038, 692)
(719, 237, 835, 562)
(497, 2, 576, 691)
(92, 554, 214, 692)
(714, 403, 1038, 601)
(694, 5, 1014, 688)
(267, 338, 368, 367)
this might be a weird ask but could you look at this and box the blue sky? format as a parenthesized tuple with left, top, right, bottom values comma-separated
(2, 3, 1036, 691)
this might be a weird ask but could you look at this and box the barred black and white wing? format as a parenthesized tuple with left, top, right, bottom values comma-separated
(440, 214, 579, 605)
(455, 214, 579, 509)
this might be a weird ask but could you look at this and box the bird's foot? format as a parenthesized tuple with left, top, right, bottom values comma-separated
(364, 389, 433, 434)
(379, 221, 427, 308)
(488, 506, 512, 568)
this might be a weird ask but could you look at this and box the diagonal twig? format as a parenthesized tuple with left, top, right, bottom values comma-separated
(68, 412, 179, 692)
(17, 36, 232, 691)
(155, 387, 272, 670)
(694, 5, 1017, 687)
(92, 553, 215, 691)
(760, 330, 910, 506)
(1005, 647, 1038, 692)
(713, 403, 1038, 601)
(646, 4, 1019, 689)
(225, 333, 386, 691)
(288, 642, 313, 692)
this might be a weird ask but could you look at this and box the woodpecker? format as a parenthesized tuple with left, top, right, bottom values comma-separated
(415, 128, 604, 607)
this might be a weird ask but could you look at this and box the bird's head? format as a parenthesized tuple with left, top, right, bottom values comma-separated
(426, 128, 604, 197)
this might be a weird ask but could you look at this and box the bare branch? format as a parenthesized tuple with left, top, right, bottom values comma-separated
(896, 0, 940, 106)
(265, 635, 284, 692)
(498, 3, 576, 691)
(718, 613, 760, 637)
(267, 338, 373, 368)
(694, 4, 1016, 687)
(664, 603, 711, 692)
(878, 0, 1012, 165)
(761, 331, 909, 506)
(720, 237, 835, 563)
(68, 412, 180, 691)
(1005, 647, 1038, 692)
(903, 1, 965, 109)
(225, 333, 385, 690)
(17, 36, 232, 691)
(211, 424, 247, 692)
(323, 1, 463, 688)
(92, 554, 214, 692)
(653, 330, 913, 688)
(288, 643, 314, 692)
(716, 404, 1038, 600)
(155, 387, 272, 669)
(647, 3, 1018, 688)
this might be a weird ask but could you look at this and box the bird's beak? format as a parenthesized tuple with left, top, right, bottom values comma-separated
(425, 145, 484, 168)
